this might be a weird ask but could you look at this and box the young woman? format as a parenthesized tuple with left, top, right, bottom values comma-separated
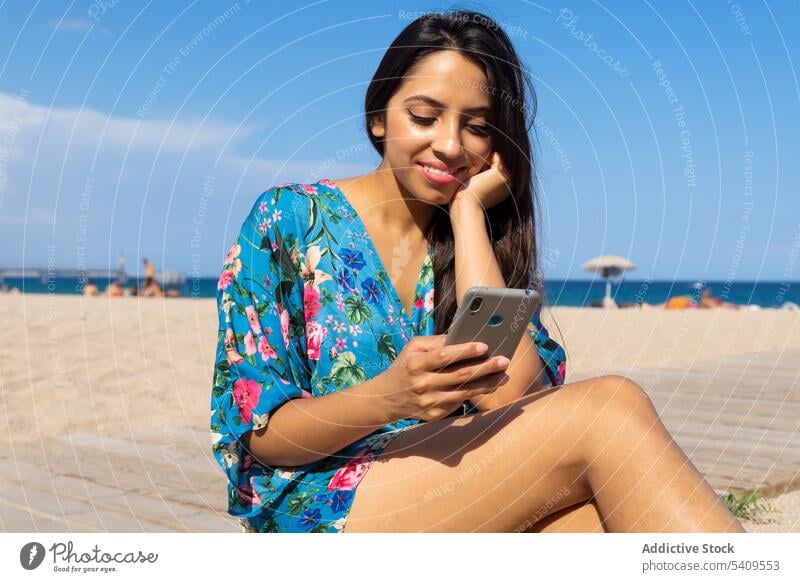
(210, 9, 744, 533)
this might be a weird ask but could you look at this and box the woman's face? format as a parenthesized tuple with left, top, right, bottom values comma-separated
(371, 50, 494, 204)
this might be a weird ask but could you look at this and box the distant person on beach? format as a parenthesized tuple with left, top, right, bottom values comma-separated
(106, 280, 124, 297)
(664, 287, 741, 310)
(209, 10, 744, 535)
(142, 258, 156, 288)
(82, 281, 99, 297)
(140, 280, 164, 298)
(700, 287, 740, 309)
(140, 258, 164, 297)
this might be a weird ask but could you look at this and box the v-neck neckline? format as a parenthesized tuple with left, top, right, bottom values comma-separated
(324, 179, 432, 328)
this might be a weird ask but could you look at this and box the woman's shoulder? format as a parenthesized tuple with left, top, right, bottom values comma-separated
(246, 179, 334, 234)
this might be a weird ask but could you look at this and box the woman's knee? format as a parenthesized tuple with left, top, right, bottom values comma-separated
(597, 375, 656, 413)
(570, 374, 660, 429)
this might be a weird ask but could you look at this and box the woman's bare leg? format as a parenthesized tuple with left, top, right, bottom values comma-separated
(523, 498, 606, 532)
(343, 375, 744, 533)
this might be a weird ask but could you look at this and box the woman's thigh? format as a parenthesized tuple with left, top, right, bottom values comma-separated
(524, 498, 606, 532)
(343, 375, 641, 532)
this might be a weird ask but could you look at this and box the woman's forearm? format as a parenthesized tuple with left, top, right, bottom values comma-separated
(450, 201, 546, 409)
(245, 374, 396, 468)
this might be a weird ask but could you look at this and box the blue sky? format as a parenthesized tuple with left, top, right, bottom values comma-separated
(0, 0, 798, 280)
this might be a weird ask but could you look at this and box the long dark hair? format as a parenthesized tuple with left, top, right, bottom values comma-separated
(365, 9, 543, 335)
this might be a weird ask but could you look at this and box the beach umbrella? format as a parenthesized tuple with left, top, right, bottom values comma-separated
(581, 255, 636, 305)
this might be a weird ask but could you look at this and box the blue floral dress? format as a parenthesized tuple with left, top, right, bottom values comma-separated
(209, 179, 567, 533)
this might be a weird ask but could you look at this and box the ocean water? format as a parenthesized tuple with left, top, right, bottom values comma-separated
(3, 276, 798, 308)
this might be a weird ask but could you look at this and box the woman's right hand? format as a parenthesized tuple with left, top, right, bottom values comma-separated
(375, 334, 511, 423)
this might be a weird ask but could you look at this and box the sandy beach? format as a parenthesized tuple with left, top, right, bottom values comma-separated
(2, 294, 798, 532)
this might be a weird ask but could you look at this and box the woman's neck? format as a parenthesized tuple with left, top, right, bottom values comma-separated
(339, 164, 437, 241)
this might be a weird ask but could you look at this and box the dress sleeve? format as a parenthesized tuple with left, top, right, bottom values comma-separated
(526, 303, 567, 387)
(210, 186, 310, 518)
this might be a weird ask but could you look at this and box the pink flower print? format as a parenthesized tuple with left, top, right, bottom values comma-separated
(319, 178, 334, 187)
(335, 337, 347, 351)
(245, 305, 262, 334)
(243, 453, 255, 470)
(557, 361, 566, 384)
(237, 483, 262, 506)
(232, 378, 261, 425)
(224, 328, 244, 365)
(306, 320, 324, 361)
(387, 316, 394, 324)
(414, 296, 423, 311)
(258, 200, 267, 213)
(224, 243, 240, 265)
(327, 449, 375, 491)
(300, 389, 313, 399)
(272, 209, 282, 222)
(304, 284, 321, 321)
(424, 288, 434, 310)
(243, 331, 257, 356)
(299, 183, 318, 196)
(278, 304, 290, 349)
(271, 241, 278, 252)
(257, 335, 276, 361)
(217, 269, 234, 291)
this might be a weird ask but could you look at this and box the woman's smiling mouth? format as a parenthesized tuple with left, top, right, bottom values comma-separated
(417, 162, 468, 185)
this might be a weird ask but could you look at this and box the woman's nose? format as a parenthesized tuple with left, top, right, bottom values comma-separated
(431, 117, 465, 158)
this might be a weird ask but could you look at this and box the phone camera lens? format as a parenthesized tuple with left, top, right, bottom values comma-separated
(469, 297, 483, 312)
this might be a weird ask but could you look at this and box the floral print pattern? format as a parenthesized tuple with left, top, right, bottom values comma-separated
(210, 179, 567, 533)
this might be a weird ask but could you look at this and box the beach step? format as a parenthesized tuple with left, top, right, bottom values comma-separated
(577, 349, 800, 496)
(0, 429, 239, 532)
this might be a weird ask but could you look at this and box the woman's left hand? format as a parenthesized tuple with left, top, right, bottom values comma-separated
(449, 152, 511, 214)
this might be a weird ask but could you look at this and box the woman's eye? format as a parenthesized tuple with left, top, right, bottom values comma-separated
(469, 125, 489, 136)
(409, 112, 436, 126)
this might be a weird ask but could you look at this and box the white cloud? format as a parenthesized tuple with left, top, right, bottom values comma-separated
(0, 91, 372, 248)
(49, 18, 109, 34)
(0, 91, 249, 152)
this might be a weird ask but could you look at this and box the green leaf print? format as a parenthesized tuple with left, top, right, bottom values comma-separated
(212, 381, 226, 398)
(330, 351, 367, 387)
(419, 254, 433, 284)
(287, 491, 313, 516)
(270, 226, 298, 277)
(377, 333, 398, 362)
(306, 198, 319, 240)
(344, 294, 371, 324)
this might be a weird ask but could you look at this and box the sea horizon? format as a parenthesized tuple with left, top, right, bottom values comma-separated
(2, 275, 797, 308)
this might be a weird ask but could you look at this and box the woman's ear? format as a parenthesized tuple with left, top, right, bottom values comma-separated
(369, 115, 386, 139)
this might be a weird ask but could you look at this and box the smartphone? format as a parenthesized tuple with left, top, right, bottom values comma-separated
(443, 286, 541, 365)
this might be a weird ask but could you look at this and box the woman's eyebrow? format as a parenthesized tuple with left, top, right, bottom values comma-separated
(403, 94, 490, 115)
